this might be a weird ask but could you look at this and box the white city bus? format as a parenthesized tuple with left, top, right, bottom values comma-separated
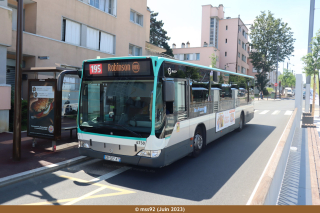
(77, 56, 254, 167)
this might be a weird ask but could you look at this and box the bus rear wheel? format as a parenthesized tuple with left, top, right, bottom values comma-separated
(192, 127, 204, 157)
(237, 113, 244, 132)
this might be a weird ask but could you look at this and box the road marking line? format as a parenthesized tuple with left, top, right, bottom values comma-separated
(24, 171, 135, 205)
(89, 166, 131, 183)
(65, 186, 107, 205)
(272, 110, 280, 115)
(25, 191, 134, 205)
(284, 110, 293, 115)
(246, 110, 296, 205)
(259, 110, 269, 114)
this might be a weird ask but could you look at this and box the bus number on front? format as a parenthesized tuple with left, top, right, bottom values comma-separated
(136, 141, 145, 146)
(89, 64, 102, 75)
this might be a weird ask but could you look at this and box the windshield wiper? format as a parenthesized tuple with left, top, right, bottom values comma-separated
(114, 124, 142, 138)
(101, 123, 142, 138)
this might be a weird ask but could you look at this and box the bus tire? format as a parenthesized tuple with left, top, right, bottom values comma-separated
(237, 113, 244, 132)
(192, 126, 204, 157)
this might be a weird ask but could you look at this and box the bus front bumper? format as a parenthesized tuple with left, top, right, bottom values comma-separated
(79, 147, 165, 168)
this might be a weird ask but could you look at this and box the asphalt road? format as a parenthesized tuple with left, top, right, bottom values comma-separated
(0, 99, 295, 205)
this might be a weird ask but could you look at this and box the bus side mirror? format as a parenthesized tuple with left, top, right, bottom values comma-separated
(163, 81, 175, 102)
(78, 70, 82, 78)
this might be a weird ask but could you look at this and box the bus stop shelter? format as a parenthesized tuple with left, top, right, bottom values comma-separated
(22, 67, 81, 151)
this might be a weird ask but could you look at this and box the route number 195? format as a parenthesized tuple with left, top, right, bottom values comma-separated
(89, 64, 102, 75)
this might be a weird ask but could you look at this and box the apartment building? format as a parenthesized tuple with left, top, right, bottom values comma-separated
(173, 4, 250, 75)
(0, 0, 155, 132)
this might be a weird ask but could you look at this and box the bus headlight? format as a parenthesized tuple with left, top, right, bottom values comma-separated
(79, 141, 90, 148)
(137, 150, 161, 158)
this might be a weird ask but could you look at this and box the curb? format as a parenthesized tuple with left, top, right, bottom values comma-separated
(0, 156, 91, 188)
(247, 108, 298, 205)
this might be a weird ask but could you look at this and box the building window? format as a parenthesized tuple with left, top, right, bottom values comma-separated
(89, 0, 117, 16)
(239, 39, 241, 45)
(62, 19, 81, 46)
(241, 67, 245, 74)
(225, 39, 227, 43)
(196, 53, 200, 60)
(86, 27, 99, 50)
(238, 65, 240, 71)
(174, 54, 179, 59)
(239, 26, 241, 32)
(225, 52, 227, 57)
(238, 52, 240, 58)
(253, 68, 257, 73)
(130, 10, 143, 26)
(100, 32, 115, 54)
(209, 17, 218, 48)
(184, 54, 190, 61)
(226, 25, 228, 30)
(129, 44, 142, 56)
(242, 54, 246, 62)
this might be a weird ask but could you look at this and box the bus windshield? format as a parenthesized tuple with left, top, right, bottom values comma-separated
(79, 80, 155, 138)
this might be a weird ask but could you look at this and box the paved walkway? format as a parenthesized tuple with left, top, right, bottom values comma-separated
(0, 131, 80, 179)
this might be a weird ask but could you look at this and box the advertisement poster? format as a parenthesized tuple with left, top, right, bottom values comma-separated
(28, 80, 57, 139)
(216, 109, 235, 132)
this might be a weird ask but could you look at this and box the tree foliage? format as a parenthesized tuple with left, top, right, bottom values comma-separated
(278, 69, 296, 88)
(255, 72, 269, 92)
(302, 29, 320, 116)
(149, 8, 173, 56)
(250, 11, 295, 91)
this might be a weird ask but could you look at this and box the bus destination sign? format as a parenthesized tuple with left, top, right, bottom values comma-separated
(84, 59, 152, 78)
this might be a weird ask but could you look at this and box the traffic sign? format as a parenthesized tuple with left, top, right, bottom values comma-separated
(275, 83, 278, 87)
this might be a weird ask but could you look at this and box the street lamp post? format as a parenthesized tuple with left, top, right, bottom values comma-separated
(275, 46, 279, 100)
(13, 0, 24, 161)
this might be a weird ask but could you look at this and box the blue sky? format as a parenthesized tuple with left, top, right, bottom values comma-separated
(147, 0, 320, 82)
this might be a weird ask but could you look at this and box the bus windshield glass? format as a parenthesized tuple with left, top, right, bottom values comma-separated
(79, 80, 155, 138)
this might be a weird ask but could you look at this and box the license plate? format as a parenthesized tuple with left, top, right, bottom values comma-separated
(104, 155, 121, 162)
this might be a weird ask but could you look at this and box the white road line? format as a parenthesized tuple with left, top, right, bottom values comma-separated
(284, 110, 293, 115)
(89, 166, 131, 183)
(272, 110, 280, 115)
(259, 110, 269, 115)
(64, 166, 131, 205)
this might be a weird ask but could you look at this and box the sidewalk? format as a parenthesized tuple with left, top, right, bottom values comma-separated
(307, 105, 320, 204)
(0, 130, 84, 180)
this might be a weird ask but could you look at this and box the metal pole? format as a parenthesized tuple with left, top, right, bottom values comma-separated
(306, 0, 315, 113)
(275, 46, 279, 100)
(12, 0, 23, 161)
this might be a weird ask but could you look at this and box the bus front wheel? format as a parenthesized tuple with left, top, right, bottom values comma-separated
(192, 127, 204, 157)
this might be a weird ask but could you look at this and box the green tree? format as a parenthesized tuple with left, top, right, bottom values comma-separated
(210, 53, 217, 68)
(278, 69, 296, 88)
(250, 11, 295, 93)
(149, 8, 173, 56)
(302, 29, 320, 116)
(255, 72, 269, 92)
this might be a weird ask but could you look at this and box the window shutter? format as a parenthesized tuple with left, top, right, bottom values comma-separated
(65, 19, 81, 46)
(87, 27, 99, 50)
(12, 8, 17, 30)
(113, 0, 117, 16)
(100, 32, 114, 54)
(99, 0, 105, 11)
